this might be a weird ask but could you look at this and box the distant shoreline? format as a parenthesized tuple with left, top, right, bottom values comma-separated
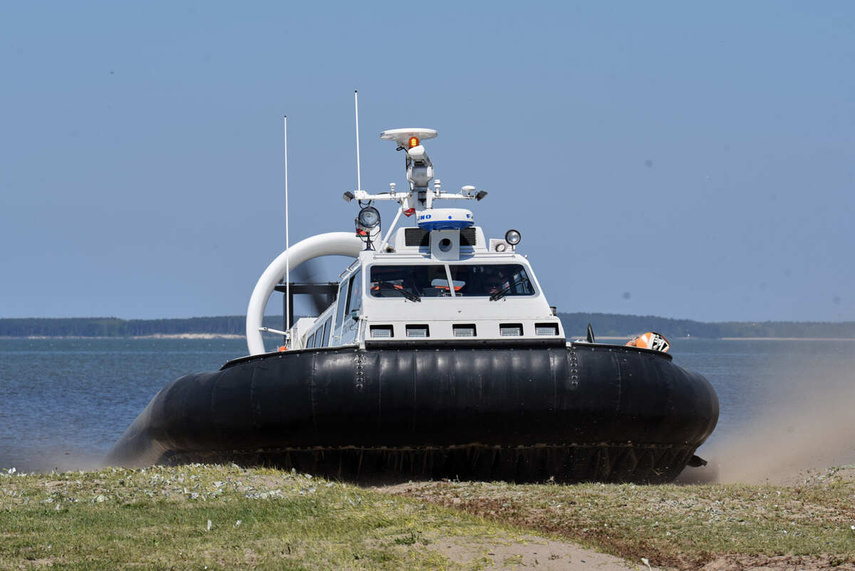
(4, 334, 855, 341)
(719, 337, 855, 341)
(137, 333, 245, 340)
(8, 334, 245, 340)
(3, 314, 855, 340)
(574, 336, 855, 341)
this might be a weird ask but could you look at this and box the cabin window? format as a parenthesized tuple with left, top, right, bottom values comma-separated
(335, 281, 350, 329)
(371, 264, 520, 301)
(332, 270, 363, 344)
(333, 280, 349, 340)
(369, 264, 462, 299)
(371, 264, 535, 301)
(306, 333, 315, 348)
(369, 264, 534, 300)
(346, 270, 363, 315)
(321, 319, 331, 347)
(447, 264, 535, 298)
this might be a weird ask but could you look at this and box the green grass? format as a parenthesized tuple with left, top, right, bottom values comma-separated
(392, 467, 855, 569)
(4, 464, 855, 569)
(0, 465, 525, 570)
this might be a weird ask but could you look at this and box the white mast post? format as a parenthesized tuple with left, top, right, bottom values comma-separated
(378, 205, 403, 251)
(354, 90, 362, 192)
(283, 115, 291, 346)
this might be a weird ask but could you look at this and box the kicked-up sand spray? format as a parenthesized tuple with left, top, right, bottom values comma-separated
(702, 363, 855, 484)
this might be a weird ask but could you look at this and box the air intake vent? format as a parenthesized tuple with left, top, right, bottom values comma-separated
(535, 323, 559, 336)
(370, 325, 394, 338)
(453, 324, 477, 337)
(500, 324, 523, 337)
(404, 227, 476, 247)
(405, 228, 429, 247)
(406, 324, 430, 338)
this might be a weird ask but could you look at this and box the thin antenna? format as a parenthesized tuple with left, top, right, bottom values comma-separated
(283, 115, 291, 341)
(354, 90, 362, 191)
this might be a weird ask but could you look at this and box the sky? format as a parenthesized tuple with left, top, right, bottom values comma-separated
(1, 1, 853, 323)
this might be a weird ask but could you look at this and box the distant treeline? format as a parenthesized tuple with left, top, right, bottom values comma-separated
(559, 312, 855, 339)
(1, 314, 854, 339)
(0, 316, 278, 338)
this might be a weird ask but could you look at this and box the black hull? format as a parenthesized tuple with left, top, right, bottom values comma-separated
(106, 342, 718, 483)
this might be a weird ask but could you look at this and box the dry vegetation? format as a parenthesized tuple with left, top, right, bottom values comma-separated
(387, 467, 855, 570)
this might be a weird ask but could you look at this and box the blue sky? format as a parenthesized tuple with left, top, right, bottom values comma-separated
(1, 2, 853, 322)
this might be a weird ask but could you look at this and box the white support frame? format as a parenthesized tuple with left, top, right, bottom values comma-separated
(246, 232, 364, 355)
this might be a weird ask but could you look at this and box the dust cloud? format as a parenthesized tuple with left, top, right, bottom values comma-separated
(701, 366, 855, 484)
(0, 446, 105, 474)
(43, 449, 105, 473)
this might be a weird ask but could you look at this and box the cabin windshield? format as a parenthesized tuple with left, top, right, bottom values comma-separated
(369, 264, 535, 299)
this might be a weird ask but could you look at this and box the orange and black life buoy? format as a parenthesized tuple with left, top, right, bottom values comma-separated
(626, 332, 670, 353)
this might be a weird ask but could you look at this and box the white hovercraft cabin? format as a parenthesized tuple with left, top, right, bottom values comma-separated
(244, 128, 564, 355)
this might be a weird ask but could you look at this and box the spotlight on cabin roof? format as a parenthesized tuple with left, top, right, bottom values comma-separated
(505, 229, 521, 246)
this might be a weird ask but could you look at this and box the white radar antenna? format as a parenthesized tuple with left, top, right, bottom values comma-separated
(344, 128, 489, 240)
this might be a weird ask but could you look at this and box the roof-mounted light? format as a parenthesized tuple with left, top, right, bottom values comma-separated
(408, 136, 420, 149)
(355, 206, 381, 250)
(357, 206, 381, 229)
(505, 229, 521, 246)
(380, 128, 437, 146)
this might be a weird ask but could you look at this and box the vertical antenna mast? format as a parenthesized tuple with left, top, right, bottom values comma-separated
(354, 90, 362, 191)
(283, 115, 291, 340)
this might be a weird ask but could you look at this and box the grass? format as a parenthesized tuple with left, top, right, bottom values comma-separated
(0, 465, 526, 570)
(389, 467, 855, 569)
(3, 464, 855, 569)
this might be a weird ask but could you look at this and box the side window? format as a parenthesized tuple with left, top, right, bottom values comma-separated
(322, 319, 331, 347)
(332, 278, 349, 342)
(336, 271, 362, 345)
(346, 270, 363, 315)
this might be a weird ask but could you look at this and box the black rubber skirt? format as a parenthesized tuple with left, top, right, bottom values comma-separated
(106, 341, 718, 483)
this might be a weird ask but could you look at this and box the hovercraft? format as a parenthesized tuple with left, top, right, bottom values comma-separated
(107, 127, 718, 483)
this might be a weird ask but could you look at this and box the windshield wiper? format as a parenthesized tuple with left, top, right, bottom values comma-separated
(489, 277, 530, 301)
(375, 281, 421, 302)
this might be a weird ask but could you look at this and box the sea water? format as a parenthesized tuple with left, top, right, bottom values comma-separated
(0, 337, 246, 472)
(1, 337, 853, 475)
